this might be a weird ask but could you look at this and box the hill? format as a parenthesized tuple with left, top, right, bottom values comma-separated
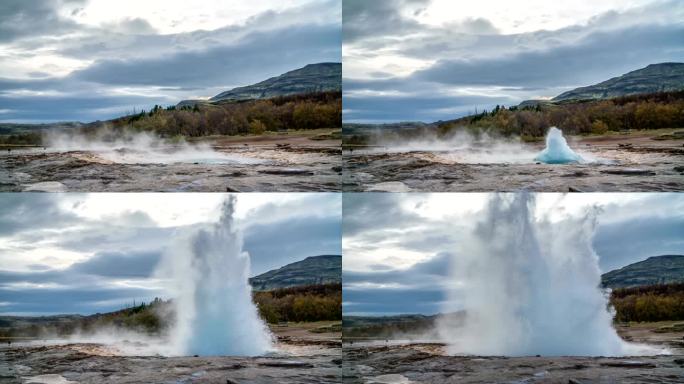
(553, 63, 684, 102)
(601, 255, 684, 289)
(249, 255, 341, 291)
(178, 63, 341, 107)
(212, 62, 341, 102)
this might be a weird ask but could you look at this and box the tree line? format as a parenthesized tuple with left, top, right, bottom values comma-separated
(610, 283, 684, 323)
(253, 283, 342, 324)
(439, 91, 684, 138)
(104, 91, 341, 137)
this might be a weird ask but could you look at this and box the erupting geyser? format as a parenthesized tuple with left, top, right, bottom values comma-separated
(161, 196, 272, 356)
(534, 127, 583, 164)
(442, 193, 661, 356)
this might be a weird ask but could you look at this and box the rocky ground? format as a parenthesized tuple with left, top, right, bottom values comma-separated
(0, 322, 342, 384)
(0, 132, 341, 192)
(343, 130, 684, 192)
(342, 322, 684, 383)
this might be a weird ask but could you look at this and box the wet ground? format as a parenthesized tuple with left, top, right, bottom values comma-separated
(0, 133, 341, 192)
(342, 322, 684, 383)
(343, 131, 684, 192)
(1, 322, 342, 384)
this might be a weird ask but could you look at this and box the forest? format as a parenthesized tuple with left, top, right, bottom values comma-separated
(104, 91, 341, 137)
(610, 283, 684, 323)
(253, 283, 342, 324)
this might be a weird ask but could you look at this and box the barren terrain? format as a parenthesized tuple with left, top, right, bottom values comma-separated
(0, 130, 342, 192)
(342, 322, 684, 383)
(343, 130, 684, 192)
(0, 322, 342, 384)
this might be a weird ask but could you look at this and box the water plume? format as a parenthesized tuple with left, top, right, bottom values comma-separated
(158, 196, 273, 356)
(441, 193, 663, 356)
(534, 127, 584, 164)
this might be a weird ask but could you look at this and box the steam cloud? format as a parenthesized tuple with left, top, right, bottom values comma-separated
(157, 196, 273, 356)
(44, 128, 264, 165)
(440, 193, 663, 356)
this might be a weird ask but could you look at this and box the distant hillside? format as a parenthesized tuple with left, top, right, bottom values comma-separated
(553, 63, 684, 102)
(602, 255, 684, 289)
(249, 255, 341, 291)
(178, 63, 341, 107)
(212, 63, 341, 102)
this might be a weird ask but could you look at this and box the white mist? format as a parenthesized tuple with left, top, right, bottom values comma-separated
(442, 193, 662, 356)
(45, 129, 264, 165)
(159, 196, 272, 356)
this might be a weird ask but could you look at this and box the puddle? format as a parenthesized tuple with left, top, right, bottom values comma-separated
(22, 374, 78, 384)
(366, 374, 414, 384)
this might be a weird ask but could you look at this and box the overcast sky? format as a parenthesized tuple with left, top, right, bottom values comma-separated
(0, 0, 341, 123)
(0, 193, 341, 316)
(343, 193, 684, 316)
(343, 0, 684, 123)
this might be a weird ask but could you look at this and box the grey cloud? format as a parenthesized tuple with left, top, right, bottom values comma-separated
(343, 93, 512, 123)
(244, 215, 341, 275)
(343, 193, 426, 237)
(71, 24, 341, 88)
(0, 91, 172, 123)
(343, 0, 429, 43)
(0, 194, 80, 235)
(414, 24, 684, 88)
(103, 17, 156, 34)
(0, 0, 85, 42)
(344, 287, 445, 315)
(0, 285, 161, 315)
(594, 215, 684, 272)
(70, 250, 162, 278)
(344, 252, 451, 288)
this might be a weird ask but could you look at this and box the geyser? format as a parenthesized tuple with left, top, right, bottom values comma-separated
(161, 196, 272, 356)
(534, 127, 583, 164)
(442, 193, 661, 356)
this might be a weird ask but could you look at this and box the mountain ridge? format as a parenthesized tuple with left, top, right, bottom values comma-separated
(249, 254, 341, 291)
(601, 254, 684, 289)
(178, 62, 341, 107)
(554, 62, 684, 102)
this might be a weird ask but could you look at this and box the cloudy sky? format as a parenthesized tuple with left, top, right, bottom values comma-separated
(0, 193, 341, 316)
(343, 193, 684, 316)
(0, 0, 341, 123)
(343, 0, 684, 123)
